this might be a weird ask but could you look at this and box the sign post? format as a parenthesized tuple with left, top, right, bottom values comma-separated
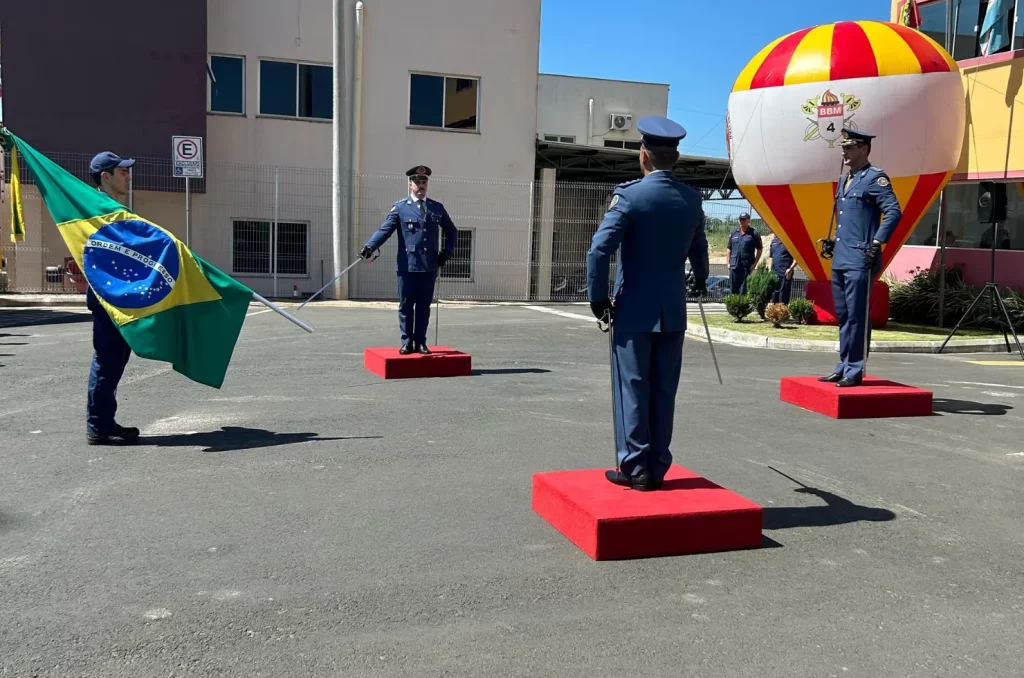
(172, 136, 203, 248)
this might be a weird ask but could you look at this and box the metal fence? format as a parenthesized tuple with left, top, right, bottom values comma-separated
(1, 150, 799, 303)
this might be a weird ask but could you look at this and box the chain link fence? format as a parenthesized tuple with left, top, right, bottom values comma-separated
(2, 150, 803, 302)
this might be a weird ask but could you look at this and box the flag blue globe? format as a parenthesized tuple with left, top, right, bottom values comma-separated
(83, 220, 181, 309)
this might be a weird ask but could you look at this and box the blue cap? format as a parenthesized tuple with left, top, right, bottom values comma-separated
(406, 165, 432, 178)
(636, 115, 687, 148)
(739, 212, 751, 220)
(89, 151, 135, 174)
(839, 128, 875, 146)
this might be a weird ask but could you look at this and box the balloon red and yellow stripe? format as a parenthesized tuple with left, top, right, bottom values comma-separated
(733, 20, 957, 92)
(727, 21, 964, 281)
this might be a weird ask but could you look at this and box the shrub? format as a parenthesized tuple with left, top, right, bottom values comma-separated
(765, 302, 790, 328)
(787, 298, 817, 325)
(888, 266, 1024, 331)
(724, 294, 754, 322)
(746, 263, 780, 319)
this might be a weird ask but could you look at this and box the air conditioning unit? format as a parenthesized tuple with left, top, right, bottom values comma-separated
(609, 113, 633, 131)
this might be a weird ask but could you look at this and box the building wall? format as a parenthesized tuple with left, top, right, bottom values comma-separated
(536, 74, 669, 147)
(0, 1, 208, 192)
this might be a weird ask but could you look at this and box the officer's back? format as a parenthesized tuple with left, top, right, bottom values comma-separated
(610, 172, 705, 332)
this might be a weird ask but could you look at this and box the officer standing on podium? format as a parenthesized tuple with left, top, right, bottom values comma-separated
(361, 165, 458, 354)
(819, 129, 902, 387)
(586, 115, 709, 492)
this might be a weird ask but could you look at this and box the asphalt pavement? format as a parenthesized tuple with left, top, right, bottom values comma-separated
(1, 303, 1023, 677)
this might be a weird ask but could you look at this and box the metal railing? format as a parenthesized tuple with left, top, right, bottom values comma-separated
(2, 150, 778, 302)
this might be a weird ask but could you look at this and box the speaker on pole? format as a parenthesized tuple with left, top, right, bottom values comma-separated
(977, 182, 1007, 223)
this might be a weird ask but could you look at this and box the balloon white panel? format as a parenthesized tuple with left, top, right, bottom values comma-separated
(727, 71, 965, 186)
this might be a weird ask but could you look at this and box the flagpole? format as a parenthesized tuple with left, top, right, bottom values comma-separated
(252, 293, 314, 333)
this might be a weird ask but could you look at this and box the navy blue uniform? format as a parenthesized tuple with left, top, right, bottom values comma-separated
(769, 237, 795, 304)
(831, 162, 901, 380)
(587, 169, 709, 484)
(364, 194, 457, 347)
(86, 286, 132, 435)
(728, 226, 762, 294)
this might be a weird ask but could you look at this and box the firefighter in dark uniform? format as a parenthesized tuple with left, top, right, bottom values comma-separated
(818, 129, 902, 387)
(586, 115, 710, 492)
(361, 165, 458, 354)
(769, 236, 798, 304)
(727, 212, 762, 294)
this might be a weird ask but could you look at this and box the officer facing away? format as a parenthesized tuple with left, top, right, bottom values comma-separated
(361, 165, 458, 354)
(769, 236, 798, 304)
(86, 152, 140, 445)
(727, 212, 762, 294)
(819, 129, 902, 387)
(586, 115, 710, 492)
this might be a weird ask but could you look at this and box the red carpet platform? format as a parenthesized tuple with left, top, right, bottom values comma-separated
(804, 280, 890, 328)
(364, 346, 472, 379)
(780, 375, 933, 419)
(531, 465, 763, 561)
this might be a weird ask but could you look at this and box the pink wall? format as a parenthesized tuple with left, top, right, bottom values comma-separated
(886, 246, 1024, 290)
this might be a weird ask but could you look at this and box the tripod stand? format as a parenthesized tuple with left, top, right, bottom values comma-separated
(937, 222, 1024, 359)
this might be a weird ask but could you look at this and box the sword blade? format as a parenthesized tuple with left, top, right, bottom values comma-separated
(698, 299, 723, 385)
(297, 258, 362, 311)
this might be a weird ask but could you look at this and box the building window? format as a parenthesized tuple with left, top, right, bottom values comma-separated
(209, 55, 245, 114)
(232, 220, 310, 275)
(543, 135, 575, 143)
(259, 59, 332, 120)
(440, 229, 474, 280)
(604, 139, 642, 150)
(408, 73, 479, 131)
(905, 182, 1023, 250)
(917, 0, 1020, 59)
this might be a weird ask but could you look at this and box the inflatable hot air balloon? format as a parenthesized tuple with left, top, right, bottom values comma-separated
(726, 20, 965, 293)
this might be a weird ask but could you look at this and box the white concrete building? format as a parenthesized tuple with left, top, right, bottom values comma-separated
(536, 74, 669, 149)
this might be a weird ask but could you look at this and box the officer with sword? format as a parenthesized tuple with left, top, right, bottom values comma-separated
(586, 115, 711, 492)
(817, 128, 902, 387)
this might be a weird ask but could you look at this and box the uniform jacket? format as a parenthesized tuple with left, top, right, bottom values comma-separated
(365, 196, 458, 273)
(832, 163, 902, 271)
(769, 237, 794, 275)
(728, 227, 762, 268)
(586, 170, 710, 333)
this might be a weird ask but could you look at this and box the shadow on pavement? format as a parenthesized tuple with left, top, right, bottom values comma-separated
(0, 310, 91, 330)
(142, 426, 382, 453)
(932, 398, 1013, 416)
(763, 486, 896, 531)
(471, 368, 552, 376)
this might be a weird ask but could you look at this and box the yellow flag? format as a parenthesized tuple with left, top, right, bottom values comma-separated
(9, 145, 26, 242)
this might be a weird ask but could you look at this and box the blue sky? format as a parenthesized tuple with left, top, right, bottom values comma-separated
(539, 0, 894, 159)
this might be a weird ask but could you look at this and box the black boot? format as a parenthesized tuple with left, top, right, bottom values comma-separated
(837, 376, 863, 388)
(818, 372, 843, 383)
(416, 343, 432, 355)
(399, 343, 413, 355)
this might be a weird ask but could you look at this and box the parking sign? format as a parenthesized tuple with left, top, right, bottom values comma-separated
(172, 136, 203, 178)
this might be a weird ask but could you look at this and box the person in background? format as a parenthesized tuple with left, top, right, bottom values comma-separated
(769, 235, 798, 305)
(727, 212, 762, 294)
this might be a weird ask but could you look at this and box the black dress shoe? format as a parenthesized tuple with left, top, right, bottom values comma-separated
(87, 424, 140, 446)
(416, 344, 432, 355)
(399, 344, 413, 355)
(818, 372, 843, 383)
(604, 469, 662, 492)
(836, 376, 863, 387)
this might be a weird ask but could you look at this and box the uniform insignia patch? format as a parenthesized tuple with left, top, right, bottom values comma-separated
(876, 177, 890, 187)
(610, 195, 620, 208)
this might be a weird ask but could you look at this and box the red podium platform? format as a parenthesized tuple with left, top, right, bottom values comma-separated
(804, 280, 890, 328)
(532, 465, 763, 561)
(364, 346, 472, 379)
(780, 375, 933, 419)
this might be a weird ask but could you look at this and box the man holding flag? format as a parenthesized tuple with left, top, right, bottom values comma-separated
(85, 151, 140, 445)
(0, 127, 261, 446)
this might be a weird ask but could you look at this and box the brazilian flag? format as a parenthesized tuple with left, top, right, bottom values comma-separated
(0, 129, 254, 388)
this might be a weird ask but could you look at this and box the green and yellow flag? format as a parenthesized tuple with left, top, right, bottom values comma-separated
(7, 143, 26, 242)
(0, 129, 254, 388)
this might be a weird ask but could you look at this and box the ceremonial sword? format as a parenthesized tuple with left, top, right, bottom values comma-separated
(297, 249, 379, 311)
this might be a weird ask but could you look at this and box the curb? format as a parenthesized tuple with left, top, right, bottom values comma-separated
(686, 324, 1012, 354)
